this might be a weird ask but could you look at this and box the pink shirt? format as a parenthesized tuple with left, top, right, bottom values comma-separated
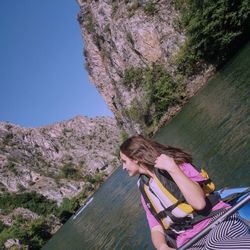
(141, 163, 230, 248)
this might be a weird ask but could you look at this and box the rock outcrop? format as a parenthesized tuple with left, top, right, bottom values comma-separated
(0, 116, 121, 204)
(76, 0, 214, 134)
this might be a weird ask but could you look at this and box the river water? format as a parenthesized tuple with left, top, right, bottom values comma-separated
(43, 42, 250, 250)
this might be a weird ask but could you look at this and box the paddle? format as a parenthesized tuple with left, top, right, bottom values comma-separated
(178, 193, 250, 250)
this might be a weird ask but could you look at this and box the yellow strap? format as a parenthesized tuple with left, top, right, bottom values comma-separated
(200, 169, 216, 194)
(144, 185, 170, 229)
(154, 174, 193, 213)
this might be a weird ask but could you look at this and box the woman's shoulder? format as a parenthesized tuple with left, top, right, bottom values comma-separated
(179, 162, 206, 182)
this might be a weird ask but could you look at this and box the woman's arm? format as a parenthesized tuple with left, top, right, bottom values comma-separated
(155, 154, 206, 210)
(141, 196, 175, 249)
(151, 225, 175, 250)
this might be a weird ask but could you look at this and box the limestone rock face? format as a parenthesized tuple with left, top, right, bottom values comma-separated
(0, 116, 121, 204)
(0, 208, 40, 226)
(76, 0, 214, 134)
(76, 0, 185, 134)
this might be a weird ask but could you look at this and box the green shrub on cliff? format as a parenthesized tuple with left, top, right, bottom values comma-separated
(175, 0, 250, 75)
(0, 216, 51, 249)
(2, 133, 14, 145)
(60, 163, 82, 180)
(56, 197, 80, 223)
(0, 192, 57, 216)
(123, 64, 185, 129)
(84, 11, 95, 34)
(83, 172, 106, 185)
(0, 222, 6, 234)
(123, 67, 144, 88)
(143, 1, 157, 16)
(143, 64, 185, 121)
(127, 1, 141, 17)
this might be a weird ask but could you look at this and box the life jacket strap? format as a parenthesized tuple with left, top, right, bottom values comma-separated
(165, 229, 178, 248)
(168, 193, 222, 232)
(193, 192, 220, 217)
(199, 178, 212, 185)
(157, 200, 185, 222)
(165, 208, 226, 247)
(157, 207, 191, 225)
(190, 208, 225, 226)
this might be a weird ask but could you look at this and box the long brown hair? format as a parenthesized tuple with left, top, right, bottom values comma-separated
(120, 135, 192, 171)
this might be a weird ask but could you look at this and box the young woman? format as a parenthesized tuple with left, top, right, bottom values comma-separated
(120, 135, 250, 250)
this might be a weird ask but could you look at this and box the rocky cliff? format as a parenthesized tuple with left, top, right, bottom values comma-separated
(0, 115, 121, 204)
(76, 0, 214, 135)
(0, 116, 122, 248)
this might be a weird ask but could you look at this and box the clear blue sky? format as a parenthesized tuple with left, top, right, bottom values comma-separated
(0, 0, 113, 128)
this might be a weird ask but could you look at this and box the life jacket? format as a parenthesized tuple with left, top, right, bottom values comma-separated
(138, 166, 221, 244)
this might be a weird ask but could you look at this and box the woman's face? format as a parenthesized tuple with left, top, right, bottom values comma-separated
(120, 152, 140, 177)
